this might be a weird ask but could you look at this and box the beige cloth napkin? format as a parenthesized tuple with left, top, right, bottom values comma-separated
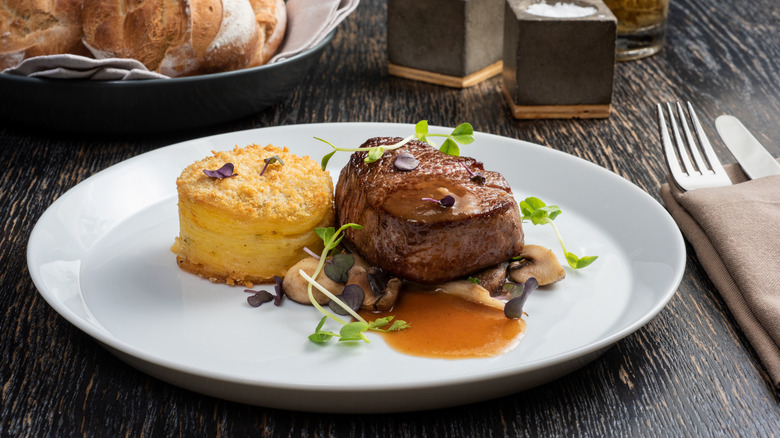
(1, 0, 359, 80)
(660, 161, 780, 388)
(1, 56, 168, 80)
(271, 0, 360, 63)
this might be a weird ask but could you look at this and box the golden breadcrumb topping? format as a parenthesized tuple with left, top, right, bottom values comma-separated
(176, 144, 334, 221)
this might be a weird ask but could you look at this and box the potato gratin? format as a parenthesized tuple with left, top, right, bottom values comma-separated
(171, 144, 334, 287)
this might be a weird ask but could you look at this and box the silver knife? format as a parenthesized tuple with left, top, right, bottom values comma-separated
(715, 115, 780, 179)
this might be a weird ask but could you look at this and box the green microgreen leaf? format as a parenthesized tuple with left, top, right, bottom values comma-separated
(385, 320, 411, 331)
(315, 227, 335, 245)
(520, 197, 561, 223)
(439, 138, 460, 156)
(450, 123, 475, 144)
(338, 321, 369, 342)
(467, 277, 479, 284)
(365, 146, 385, 163)
(415, 120, 429, 137)
(520, 197, 597, 270)
(309, 316, 335, 343)
(308, 332, 333, 343)
(566, 253, 598, 269)
(415, 120, 435, 146)
(368, 316, 411, 332)
(368, 316, 394, 330)
(321, 150, 336, 170)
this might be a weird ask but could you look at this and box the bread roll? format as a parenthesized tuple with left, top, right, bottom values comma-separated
(249, 0, 287, 67)
(81, 0, 286, 77)
(0, 0, 90, 70)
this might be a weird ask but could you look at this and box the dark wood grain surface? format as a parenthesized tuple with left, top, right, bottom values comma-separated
(2, 0, 779, 435)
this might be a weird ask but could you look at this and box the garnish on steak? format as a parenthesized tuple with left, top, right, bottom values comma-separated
(335, 137, 524, 284)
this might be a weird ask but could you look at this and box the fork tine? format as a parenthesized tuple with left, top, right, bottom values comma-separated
(666, 103, 698, 175)
(685, 101, 729, 179)
(676, 102, 709, 173)
(657, 104, 688, 185)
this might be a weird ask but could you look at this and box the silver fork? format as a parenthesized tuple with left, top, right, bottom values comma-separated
(657, 102, 732, 191)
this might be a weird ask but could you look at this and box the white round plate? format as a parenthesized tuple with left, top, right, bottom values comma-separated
(27, 123, 685, 413)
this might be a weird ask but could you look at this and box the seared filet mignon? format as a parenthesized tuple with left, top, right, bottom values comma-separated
(335, 137, 524, 284)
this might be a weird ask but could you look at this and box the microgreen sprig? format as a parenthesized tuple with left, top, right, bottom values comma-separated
(259, 155, 284, 176)
(520, 197, 598, 269)
(317, 120, 475, 170)
(301, 224, 410, 344)
(421, 195, 455, 208)
(415, 120, 475, 156)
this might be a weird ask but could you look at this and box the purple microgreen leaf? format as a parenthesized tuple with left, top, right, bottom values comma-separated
(523, 277, 539, 295)
(421, 195, 455, 208)
(246, 290, 274, 307)
(324, 253, 354, 283)
(461, 162, 486, 184)
(272, 275, 285, 306)
(439, 195, 455, 207)
(329, 284, 365, 316)
(394, 152, 420, 171)
(503, 277, 538, 319)
(259, 155, 285, 176)
(461, 162, 475, 177)
(203, 163, 237, 179)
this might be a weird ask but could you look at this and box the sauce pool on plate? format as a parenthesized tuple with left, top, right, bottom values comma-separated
(359, 287, 526, 359)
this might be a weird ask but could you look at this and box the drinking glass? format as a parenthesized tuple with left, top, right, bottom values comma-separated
(603, 0, 670, 61)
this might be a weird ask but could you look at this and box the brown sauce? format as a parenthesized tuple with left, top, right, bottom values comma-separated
(382, 176, 483, 223)
(359, 287, 526, 359)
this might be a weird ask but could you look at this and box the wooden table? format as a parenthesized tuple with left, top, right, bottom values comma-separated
(2, 0, 778, 434)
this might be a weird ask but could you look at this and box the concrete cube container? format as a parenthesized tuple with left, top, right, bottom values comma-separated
(387, 0, 505, 88)
(503, 0, 617, 118)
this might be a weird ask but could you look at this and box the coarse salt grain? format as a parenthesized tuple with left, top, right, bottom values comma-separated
(526, 1, 597, 18)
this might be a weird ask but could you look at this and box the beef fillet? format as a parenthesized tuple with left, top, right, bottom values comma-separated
(335, 137, 524, 284)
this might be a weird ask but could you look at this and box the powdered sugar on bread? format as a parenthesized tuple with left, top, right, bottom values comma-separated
(209, 0, 256, 52)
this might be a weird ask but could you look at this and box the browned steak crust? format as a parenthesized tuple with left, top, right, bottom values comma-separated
(335, 137, 524, 284)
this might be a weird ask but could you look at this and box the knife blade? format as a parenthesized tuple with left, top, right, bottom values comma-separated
(715, 115, 780, 179)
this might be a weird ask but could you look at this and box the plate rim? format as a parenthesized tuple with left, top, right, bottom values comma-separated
(26, 122, 686, 407)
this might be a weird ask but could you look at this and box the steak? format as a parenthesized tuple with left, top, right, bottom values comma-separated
(335, 137, 524, 284)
